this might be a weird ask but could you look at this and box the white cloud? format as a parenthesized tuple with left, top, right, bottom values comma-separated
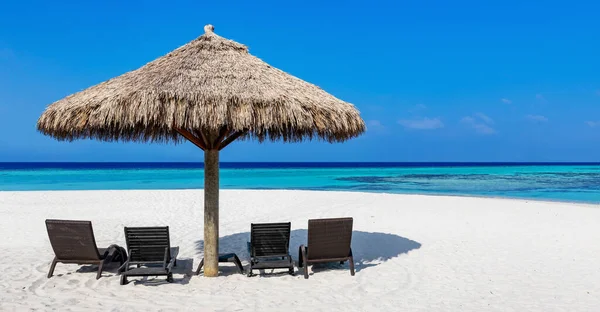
(366, 120, 388, 134)
(535, 93, 547, 102)
(461, 113, 496, 135)
(586, 121, 600, 128)
(460, 116, 475, 123)
(368, 120, 383, 127)
(501, 98, 512, 104)
(526, 115, 548, 122)
(408, 104, 427, 113)
(472, 123, 496, 134)
(398, 117, 444, 130)
(474, 112, 494, 125)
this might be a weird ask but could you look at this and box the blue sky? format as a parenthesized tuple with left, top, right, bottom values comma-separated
(1, 0, 599, 162)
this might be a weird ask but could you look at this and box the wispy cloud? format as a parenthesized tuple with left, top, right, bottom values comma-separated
(526, 115, 548, 122)
(474, 112, 494, 125)
(535, 93, 547, 103)
(461, 116, 475, 123)
(368, 120, 383, 127)
(461, 113, 496, 135)
(501, 98, 512, 104)
(409, 104, 427, 112)
(472, 123, 496, 134)
(366, 120, 387, 134)
(586, 121, 600, 128)
(398, 117, 444, 130)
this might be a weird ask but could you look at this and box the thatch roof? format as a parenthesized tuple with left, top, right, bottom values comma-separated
(37, 25, 365, 144)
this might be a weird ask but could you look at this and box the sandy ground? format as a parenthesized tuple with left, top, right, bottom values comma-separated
(0, 190, 598, 311)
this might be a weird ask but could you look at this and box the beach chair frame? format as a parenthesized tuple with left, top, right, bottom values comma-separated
(45, 219, 126, 279)
(120, 226, 179, 285)
(298, 217, 355, 279)
(247, 222, 294, 276)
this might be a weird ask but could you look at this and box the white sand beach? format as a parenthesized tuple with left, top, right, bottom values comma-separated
(0, 190, 599, 311)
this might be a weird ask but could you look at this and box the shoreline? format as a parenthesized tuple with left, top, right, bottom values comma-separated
(2, 188, 599, 207)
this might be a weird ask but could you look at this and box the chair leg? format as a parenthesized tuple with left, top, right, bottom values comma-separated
(120, 275, 127, 285)
(288, 256, 295, 276)
(247, 261, 254, 277)
(195, 258, 204, 275)
(349, 248, 355, 276)
(47, 257, 58, 278)
(166, 273, 174, 283)
(232, 255, 244, 274)
(96, 261, 105, 280)
(298, 246, 303, 268)
(117, 261, 128, 274)
(300, 245, 309, 279)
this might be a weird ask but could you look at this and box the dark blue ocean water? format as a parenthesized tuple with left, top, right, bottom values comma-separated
(2, 162, 600, 203)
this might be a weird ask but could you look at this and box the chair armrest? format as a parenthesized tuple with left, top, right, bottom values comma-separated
(163, 247, 169, 270)
(103, 247, 117, 262)
(247, 241, 253, 256)
(166, 260, 175, 272)
(163, 247, 177, 272)
(118, 249, 133, 273)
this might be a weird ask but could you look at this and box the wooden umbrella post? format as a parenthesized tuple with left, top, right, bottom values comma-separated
(203, 148, 220, 277)
(174, 127, 246, 277)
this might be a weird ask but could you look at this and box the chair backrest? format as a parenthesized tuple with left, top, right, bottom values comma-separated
(45, 219, 101, 261)
(124, 226, 171, 263)
(250, 222, 291, 257)
(307, 217, 353, 261)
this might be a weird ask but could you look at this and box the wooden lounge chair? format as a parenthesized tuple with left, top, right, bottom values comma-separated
(120, 226, 179, 285)
(45, 219, 127, 279)
(298, 217, 355, 279)
(247, 222, 294, 277)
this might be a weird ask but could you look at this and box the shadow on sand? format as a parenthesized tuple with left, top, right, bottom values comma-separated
(195, 229, 421, 276)
(129, 258, 195, 286)
(73, 258, 195, 285)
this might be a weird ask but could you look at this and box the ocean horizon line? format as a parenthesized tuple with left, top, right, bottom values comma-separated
(3, 161, 600, 165)
(3, 161, 600, 171)
(2, 161, 600, 171)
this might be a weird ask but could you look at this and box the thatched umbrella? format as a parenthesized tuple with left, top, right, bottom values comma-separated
(37, 24, 365, 277)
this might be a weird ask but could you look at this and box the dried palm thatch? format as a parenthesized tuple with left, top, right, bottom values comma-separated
(37, 24, 365, 144)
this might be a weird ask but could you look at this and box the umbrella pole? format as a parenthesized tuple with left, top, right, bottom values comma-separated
(203, 148, 219, 277)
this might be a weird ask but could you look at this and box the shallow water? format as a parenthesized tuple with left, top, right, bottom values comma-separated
(1, 162, 600, 203)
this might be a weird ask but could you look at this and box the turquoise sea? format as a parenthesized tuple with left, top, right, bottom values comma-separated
(1, 163, 600, 204)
